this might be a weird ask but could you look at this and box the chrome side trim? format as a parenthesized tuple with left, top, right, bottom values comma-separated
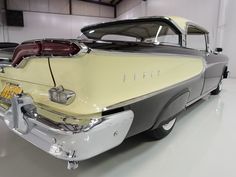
(0, 63, 12, 68)
(92, 48, 203, 58)
(103, 50, 206, 111)
(186, 86, 217, 107)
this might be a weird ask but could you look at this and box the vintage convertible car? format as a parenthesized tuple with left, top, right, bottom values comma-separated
(0, 16, 229, 169)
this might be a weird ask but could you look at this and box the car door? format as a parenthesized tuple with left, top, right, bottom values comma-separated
(186, 25, 220, 95)
(202, 34, 227, 93)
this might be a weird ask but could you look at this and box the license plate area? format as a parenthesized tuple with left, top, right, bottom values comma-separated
(0, 83, 23, 102)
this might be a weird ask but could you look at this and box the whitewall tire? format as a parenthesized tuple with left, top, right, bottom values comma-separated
(148, 118, 177, 140)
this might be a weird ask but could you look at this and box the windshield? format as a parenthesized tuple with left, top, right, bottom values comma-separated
(81, 20, 180, 45)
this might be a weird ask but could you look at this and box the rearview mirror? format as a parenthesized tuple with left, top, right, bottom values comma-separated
(215, 48, 223, 53)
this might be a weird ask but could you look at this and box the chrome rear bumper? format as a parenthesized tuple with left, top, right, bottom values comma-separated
(0, 95, 134, 168)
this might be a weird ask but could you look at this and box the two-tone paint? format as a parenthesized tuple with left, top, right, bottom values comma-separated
(0, 16, 229, 169)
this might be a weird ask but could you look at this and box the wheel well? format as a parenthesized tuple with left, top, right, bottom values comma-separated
(151, 89, 190, 130)
(102, 107, 125, 116)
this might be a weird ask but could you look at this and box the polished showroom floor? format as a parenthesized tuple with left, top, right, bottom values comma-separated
(0, 79, 236, 177)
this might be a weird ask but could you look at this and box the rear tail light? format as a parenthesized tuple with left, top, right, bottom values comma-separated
(12, 39, 81, 67)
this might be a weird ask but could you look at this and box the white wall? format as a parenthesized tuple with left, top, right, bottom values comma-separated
(222, 0, 236, 77)
(1, 0, 235, 77)
(148, 0, 221, 48)
(117, 0, 143, 17)
(117, 0, 236, 77)
(1, 11, 111, 43)
(72, 0, 114, 18)
(0, 0, 113, 43)
(0, 1, 4, 42)
(117, 0, 144, 19)
(117, 0, 220, 48)
(7, 0, 114, 17)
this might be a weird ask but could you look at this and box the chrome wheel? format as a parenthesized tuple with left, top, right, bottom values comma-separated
(162, 118, 176, 131)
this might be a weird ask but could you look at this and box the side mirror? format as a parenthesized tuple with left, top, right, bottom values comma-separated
(215, 48, 223, 53)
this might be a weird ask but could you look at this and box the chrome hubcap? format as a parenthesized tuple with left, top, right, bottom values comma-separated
(162, 118, 176, 131)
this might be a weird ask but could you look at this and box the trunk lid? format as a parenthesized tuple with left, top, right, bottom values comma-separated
(0, 39, 81, 86)
(0, 57, 54, 86)
(0, 47, 54, 86)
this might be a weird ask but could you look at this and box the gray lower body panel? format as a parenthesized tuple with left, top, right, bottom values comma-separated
(123, 74, 204, 137)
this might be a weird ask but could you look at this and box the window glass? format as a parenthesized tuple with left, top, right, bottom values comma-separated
(187, 26, 206, 51)
(102, 35, 140, 42)
(144, 27, 179, 45)
(82, 21, 180, 45)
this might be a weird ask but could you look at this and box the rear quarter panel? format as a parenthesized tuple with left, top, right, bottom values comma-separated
(49, 50, 204, 115)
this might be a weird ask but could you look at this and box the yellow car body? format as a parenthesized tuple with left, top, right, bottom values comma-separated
(0, 16, 228, 169)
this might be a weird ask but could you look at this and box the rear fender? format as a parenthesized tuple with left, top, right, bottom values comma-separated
(152, 89, 190, 130)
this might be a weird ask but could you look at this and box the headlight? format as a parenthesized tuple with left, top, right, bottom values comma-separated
(49, 86, 76, 105)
